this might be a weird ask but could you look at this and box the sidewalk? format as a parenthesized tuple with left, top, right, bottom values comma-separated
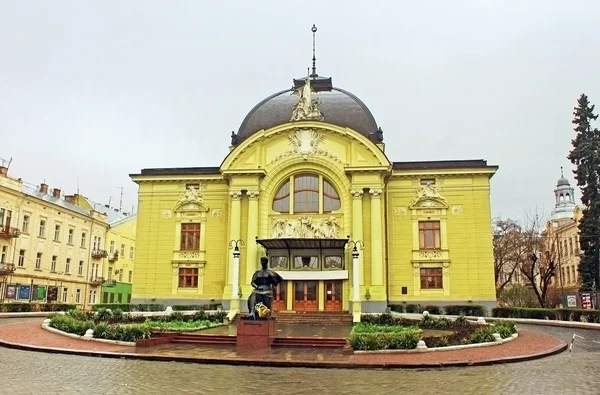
(0, 319, 567, 369)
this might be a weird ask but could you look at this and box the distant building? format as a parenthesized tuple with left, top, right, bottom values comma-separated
(0, 163, 134, 308)
(102, 215, 136, 304)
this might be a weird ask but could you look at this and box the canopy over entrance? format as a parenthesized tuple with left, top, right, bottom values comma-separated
(256, 238, 349, 250)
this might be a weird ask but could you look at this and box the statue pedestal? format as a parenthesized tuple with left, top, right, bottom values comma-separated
(236, 317, 277, 352)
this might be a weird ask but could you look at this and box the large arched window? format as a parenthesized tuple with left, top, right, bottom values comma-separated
(272, 174, 341, 214)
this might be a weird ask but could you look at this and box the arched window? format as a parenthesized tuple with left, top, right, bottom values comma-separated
(272, 173, 341, 214)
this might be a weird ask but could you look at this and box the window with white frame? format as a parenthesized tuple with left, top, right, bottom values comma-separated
(110, 240, 115, 253)
(68, 228, 74, 244)
(62, 287, 68, 303)
(80, 232, 87, 248)
(75, 289, 81, 304)
(18, 249, 25, 267)
(50, 255, 57, 272)
(0, 246, 7, 263)
(129, 247, 134, 259)
(54, 223, 61, 241)
(35, 252, 42, 269)
(65, 258, 71, 274)
(38, 219, 46, 237)
(128, 270, 132, 283)
(120, 244, 125, 257)
(78, 260, 84, 276)
(21, 215, 30, 233)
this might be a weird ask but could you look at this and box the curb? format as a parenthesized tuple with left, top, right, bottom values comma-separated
(0, 313, 52, 318)
(0, 335, 567, 370)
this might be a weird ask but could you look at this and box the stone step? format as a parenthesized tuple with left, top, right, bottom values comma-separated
(272, 337, 347, 349)
(170, 334, 236, 345)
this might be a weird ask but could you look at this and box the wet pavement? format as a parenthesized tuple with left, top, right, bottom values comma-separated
(198, 322, 352, 337)
(1, 318, 599, 395)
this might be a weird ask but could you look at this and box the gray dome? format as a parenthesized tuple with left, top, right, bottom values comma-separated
(557, 176, 570, 187)
(234, 80, 380, 144)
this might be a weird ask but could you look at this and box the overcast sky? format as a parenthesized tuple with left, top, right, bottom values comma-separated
(1, 1, 599, 221)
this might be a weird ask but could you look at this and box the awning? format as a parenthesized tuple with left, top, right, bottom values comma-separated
(255, 238, 349, 250)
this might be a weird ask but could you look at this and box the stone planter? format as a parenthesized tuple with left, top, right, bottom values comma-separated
(236, 317, 277, 351)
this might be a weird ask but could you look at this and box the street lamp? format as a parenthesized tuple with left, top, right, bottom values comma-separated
(346, 239, 365, 304)
(228, 240, 245, 300)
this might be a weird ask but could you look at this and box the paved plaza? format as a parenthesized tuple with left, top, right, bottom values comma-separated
(0, 318, 599, 394)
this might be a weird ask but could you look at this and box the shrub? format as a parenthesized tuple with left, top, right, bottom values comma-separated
(423, 305, 442, 315)
(348, 329, 421, 351)
(91, 303, 164, 312)
(468, 326, 496, 344)
(389, 304, 405, 313)
(210, 311, 227, 323)
(492, 307, 557, 320)
(453, 314, 469, 327)
(491, 321, 517, 339)
(192, 310, 207, 321)
(50, 315, 94, 336)
(498, 284, 540, 308)
(169, 311, 185, 321)
(405, 304, 420, 313)
(445, 305, 486, 316)
(436, 336, 449, 347)
(66, 310, 94, 321)
(419, 315, 451, 330)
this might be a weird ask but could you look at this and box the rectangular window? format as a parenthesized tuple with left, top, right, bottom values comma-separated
(78, 260, 84, 276)
(39, 219, 46, 237)
(118, 270, 123, 282)
(68, 228, 74, 244)
(419, 221, 441, 250)
(22, 215, 30, 233)
(180, 223, 201, 250)
(109, 293, 115, 303)
(110, 240, 115, 253)
(129, 247, 134, 259)
(0, 246, 7, 263)
(51, 255, 57, 272)
(178, 268, 198, 288)
(65, 258, 71, 274)
(108, 267, 112, 281)
(62, 287, 68, 303)
(75, 289, 81, 304)
(117, 293, 123, 303)
(18, 250, 25, 267)
(0, 208, 12, 227)
(120, 244, 125, 257)
(420, 268, 443, 289)
(35, 252, 42, 269)
(54, 224, 61, 241)
(128, 270, 133, 283)
(80, 232, 87, 248)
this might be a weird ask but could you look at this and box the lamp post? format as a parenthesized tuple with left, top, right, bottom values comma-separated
(228, 240, 245, 301)
(346, 240, 365, 304)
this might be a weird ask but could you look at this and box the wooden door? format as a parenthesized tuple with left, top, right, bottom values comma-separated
(272, 281, 286, 312)
(293, 281, 318, 311)
(324, 280, 342, 311)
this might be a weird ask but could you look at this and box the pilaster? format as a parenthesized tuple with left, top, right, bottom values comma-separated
(244, 190, 260, 293)
(227, 190, 242, 299)
(351, 188, 364, 313)
(369, 188, 385, 298)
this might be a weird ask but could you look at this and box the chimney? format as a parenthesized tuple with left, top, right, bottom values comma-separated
(104, 204, 110, 208)
(52, 188, 61, 198)
(0, 166, 7, 176)
(40, 183, 49, 194)
(64, 195, 75, 204)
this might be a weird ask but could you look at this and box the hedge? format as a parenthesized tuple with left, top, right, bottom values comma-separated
(492, 307, 600, 323)
(0, 303, 76, 313)
(91, 304, 164, 312)
(388, 304, 487, 317)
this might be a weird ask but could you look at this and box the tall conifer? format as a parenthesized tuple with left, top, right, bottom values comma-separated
(568, 94, 600, 292)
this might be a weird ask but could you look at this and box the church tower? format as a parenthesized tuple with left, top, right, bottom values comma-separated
(550, 167, 577, 222)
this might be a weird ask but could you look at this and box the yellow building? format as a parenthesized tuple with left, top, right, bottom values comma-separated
(130, 60, 499, 319)
(547, 171, 582, 302)
(0, 165, 110, 308)
(101, 215, 137, 304)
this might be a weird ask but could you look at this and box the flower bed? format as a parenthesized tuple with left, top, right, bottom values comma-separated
(48, 309, 226, 343)
(349, 313, 517, 351)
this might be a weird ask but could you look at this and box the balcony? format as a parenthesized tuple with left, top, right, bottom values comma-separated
(108, 252, 118, 262)
(0, 225, 21, 239)
(0, 262, 16, 275)
(89, 276, 104, 285)
(104, 279, 117, 287)
(91, 249, 108, 259)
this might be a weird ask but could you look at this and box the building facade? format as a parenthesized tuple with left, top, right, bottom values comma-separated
(130, 66, 498, 319)
(101, 215, 136, 304)
(0, 165, 109, 308)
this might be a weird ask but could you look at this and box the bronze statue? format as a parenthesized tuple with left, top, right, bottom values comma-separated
(230, 131, 239, 146)
(247, 257, 284, 318)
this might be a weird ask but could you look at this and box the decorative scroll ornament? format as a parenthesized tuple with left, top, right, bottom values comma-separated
(272, 216, 341, 239)
(418, 251, 443, 259)
(269, 128, 341, 164)
(175, 185, 208, 212)
(410, 182, 448, 209)
(290, 74, 324, 122)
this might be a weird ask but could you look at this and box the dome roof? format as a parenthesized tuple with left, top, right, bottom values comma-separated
(557, 176, 570, 187)
(233, 76, 380, 145)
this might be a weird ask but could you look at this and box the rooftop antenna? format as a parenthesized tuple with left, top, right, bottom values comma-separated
(76, 176, 80, 194)
(310, 24, 318, 79)
(116, 186, 124, 212)
(108, 196, 112, 207)
(0, 157, 12, 169)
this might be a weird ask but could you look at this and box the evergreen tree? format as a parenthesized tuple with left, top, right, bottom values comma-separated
(568, 94, 600, 292)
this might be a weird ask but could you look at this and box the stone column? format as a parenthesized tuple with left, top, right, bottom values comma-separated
(245, 190, 260, 286)
(350, 189, 363, 316)
(228, 190, 242, 309)
(369, 189, 383, 286)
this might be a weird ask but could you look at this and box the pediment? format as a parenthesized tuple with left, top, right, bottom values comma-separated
(174, 186, 209, 213)
(174, 201, 209, 213)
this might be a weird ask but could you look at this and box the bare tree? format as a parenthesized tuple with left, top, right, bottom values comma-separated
(493, 218, 527, 294)
(517, 213, 559, 308)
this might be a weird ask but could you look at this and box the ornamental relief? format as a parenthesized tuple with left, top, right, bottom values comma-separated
(418, 250, 443, 259)
(409, 182, 449, 209)
(174, 185, 209, 212)
(175, 251, 201, 260)
(272, 216, 342, 239)
(269, 128, 341, 165)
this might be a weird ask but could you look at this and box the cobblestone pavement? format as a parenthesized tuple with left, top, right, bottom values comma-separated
(1, 318, 599, 395)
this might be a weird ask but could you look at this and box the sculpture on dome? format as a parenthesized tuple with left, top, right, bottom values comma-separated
(230, 131, 239, 146)
(290, 73, 324, 122)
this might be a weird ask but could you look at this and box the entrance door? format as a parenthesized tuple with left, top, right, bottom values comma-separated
(272, 281, 286, 312)
(324, 280, 342, 311)
(293, 281, 318, 311)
